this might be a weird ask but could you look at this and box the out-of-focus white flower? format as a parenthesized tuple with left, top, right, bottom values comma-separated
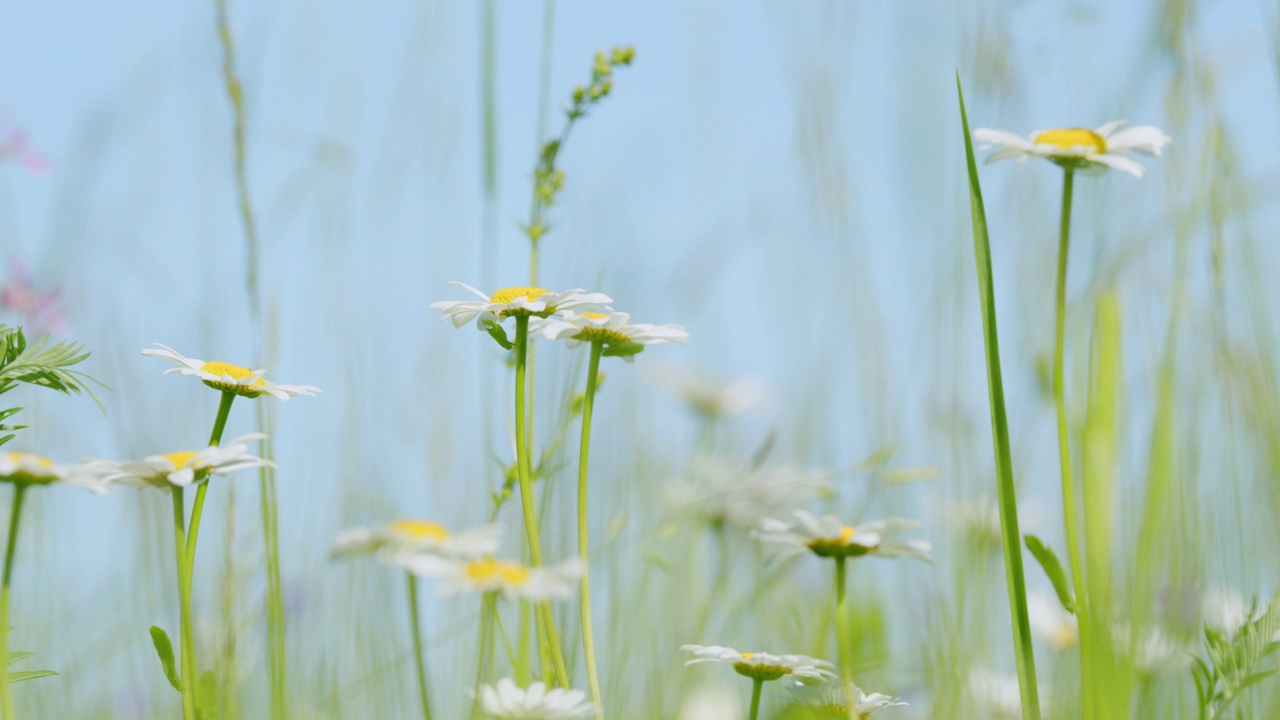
(142, 344, 320, 400)
(1027, 591, 1077, 650)
(973, 121, 1171, 178)
(1202, 587, 1250, 636)
(785, 681, 908, 717)
(677, 683, 744, 720)
(753, 510, 932, 563)
(968, 668, 1045, 719)
(665, 455, 833, 531)
(476, 678, 598, 719)
(652, 365, 771, 419)
(1112, 622, 1192, 675)
(430, 283, 611, 329)
(681, 644, 837, 682)
(94, 434, 272, 489)
(408, 556, 582, 601)
(0, 452, 107, 494)
(330, 520, 501, 567)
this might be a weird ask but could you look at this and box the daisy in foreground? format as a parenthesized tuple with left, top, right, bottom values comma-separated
(753, 510, 932, 563)
(973, 121, 1171, 178)
(331, 520, 501, 566)
(407, 556, 583, 601)
(142, 344, 320, 400)
(476, 678, 597, 719)
(532, 310, 687, 358)
(683, 645, 836, 720)
(93, 434, 272, 488)
(429, 283, 611, 329)
(786, 681, 907, 718)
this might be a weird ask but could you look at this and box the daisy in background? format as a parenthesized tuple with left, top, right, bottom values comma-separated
(1027, 590, 1077, 651)
(531, 309, 687, 360)
(678, 683, 744, 720)
(666, 455, 834, 532)
(968, 668, 1048, 719)
(142, 344, 320, 400)
(682, 645, 836, 720)
(331, 520, 501, 566)
(651, 364, 771, 420)
(408, 555, 582, 601)
(92, 434, 272, 489)
(753, 510, 932, 564)
(0, 452, 107, 494)
(430, 283, 611, 330)
(785, 681, 908, 718)
(974, 120, 1171, 178)
(476, 678, 597, 719)
(1111, 622, 1193, 676)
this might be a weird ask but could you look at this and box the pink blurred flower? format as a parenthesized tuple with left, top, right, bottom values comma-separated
(0, 114, 49, 175)
(1, 255, 67, 336)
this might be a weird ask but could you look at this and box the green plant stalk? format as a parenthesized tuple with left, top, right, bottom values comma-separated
(0, 484, 27, 720)
(171, 487, 197, 720)
(834, 557, 858, 720)
(512, 316, 570, 688)
(747, 678, 764, 720)
(956, 75, 1041, 720)
(257, 403, 286, 720)
(406, 574, 434, 720)
(1052, 167, 1092, 703)
(469, 595, 494, 720)
(183, 392, 236, 563)
(576, 341, 604, 716)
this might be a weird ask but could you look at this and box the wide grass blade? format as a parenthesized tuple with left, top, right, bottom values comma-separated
(955, 72, 1041, 720)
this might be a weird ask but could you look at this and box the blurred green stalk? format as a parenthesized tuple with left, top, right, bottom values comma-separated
(576, 341, 604, 716)
(956, 75, 1042, 720)
(0, 485, 28, 720)
(405, 574, 434, 720)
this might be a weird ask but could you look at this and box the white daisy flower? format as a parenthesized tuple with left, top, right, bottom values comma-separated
(1027, 591, 1077, 650)
(967, 668, 1046, 719)
(95, 433, 272, 489)
(407, 556, 582, 601)
(0, 452, 107, 495)
(652, 366, 770, 419)
(476, 678, 597, 719)
(677, 683, 744, 720)
(429, 283, 612, 329)
(142, 344, 320, 400)
(531, 310, 687, 359)
(331, 520, 501, 566)
(785, 681, 908, 717)
(1111, 622, 1192, 675)
(973, 121, 1171, 178)
(752, 510, 932, 563)
(665, 455, 833, 531)
(681, 644, 837, 682)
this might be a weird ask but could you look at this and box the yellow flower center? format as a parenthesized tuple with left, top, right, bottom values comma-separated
(465, 558, 530, 585)
(580, 312, 608, 320)
(7, 452, 53, 468)
(389, 519, 449, 540)
(490, 287, 550, 305)
(1052, 624, 1079, 648)
(162, 451, 199, 470)
(200, 361, 266, 387)
(1034, 128, 1106, 154)
(838, 525, 857, 544)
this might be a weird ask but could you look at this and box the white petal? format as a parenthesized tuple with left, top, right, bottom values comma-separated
(1104, 125, 1171, 156)
(1090, 153, 1146, 178)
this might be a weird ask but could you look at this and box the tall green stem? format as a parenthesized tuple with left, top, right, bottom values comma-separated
(257, 403, 286, 720)
(171, 487, 197, 720)
(833, 557, 858, 720)
(1053, 167, 1091, 699)
(184, 392, 236, 564)
(576, 341, 604, 716)
(747, 678, 764, 720)
(469, 595, 493, 720)
(512, 316, 570, 688)
(0, 485, 27, 720)
(406, 574, 434, 720)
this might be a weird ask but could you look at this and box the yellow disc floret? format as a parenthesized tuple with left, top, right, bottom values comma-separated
(838, 525, 857, 544)
(200, 361, 266, 387)
(466, 558, 531, 586)
(490, 287, 550, 305)
(162, 451, 199, 470)
(390, 519, 450, 541)
(7, 452, 53, 469)
(1034, 128, 1106, 154)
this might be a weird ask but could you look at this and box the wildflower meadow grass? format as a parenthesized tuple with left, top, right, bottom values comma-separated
(1, 1, 1278, 718)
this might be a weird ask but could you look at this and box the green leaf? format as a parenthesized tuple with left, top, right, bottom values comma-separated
(483, 321, 513, 350)
(6, 670, 56, 684)
(149, 626, 183, 692)
(1024, 534, 1076, 613)
(601, 341, 643, 357)
(0, 328, 106, 411)
(4, 651, 34, 665)
(196, 670, 219, 720)
(957, 72, 1042, 720)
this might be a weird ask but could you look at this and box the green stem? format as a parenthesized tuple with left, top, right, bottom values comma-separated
(577, 341, 604, 716)
(171, 487, 197, 720)
(184, 392, 236, 565)
(257, 402, 287, 720)
(747, 678, 764, 720)
(1053, 167, 1091, 698)
(834, 557, 858, 720)
(406, 574, 434, 720)
(512, 316, 570, 688)
(0, 485, 27, 720)
(469, 596, 493, 720)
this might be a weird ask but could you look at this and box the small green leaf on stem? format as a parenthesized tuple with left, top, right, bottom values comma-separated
(149, 626, 183, 692)
(1024, 534, 1076, 613)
